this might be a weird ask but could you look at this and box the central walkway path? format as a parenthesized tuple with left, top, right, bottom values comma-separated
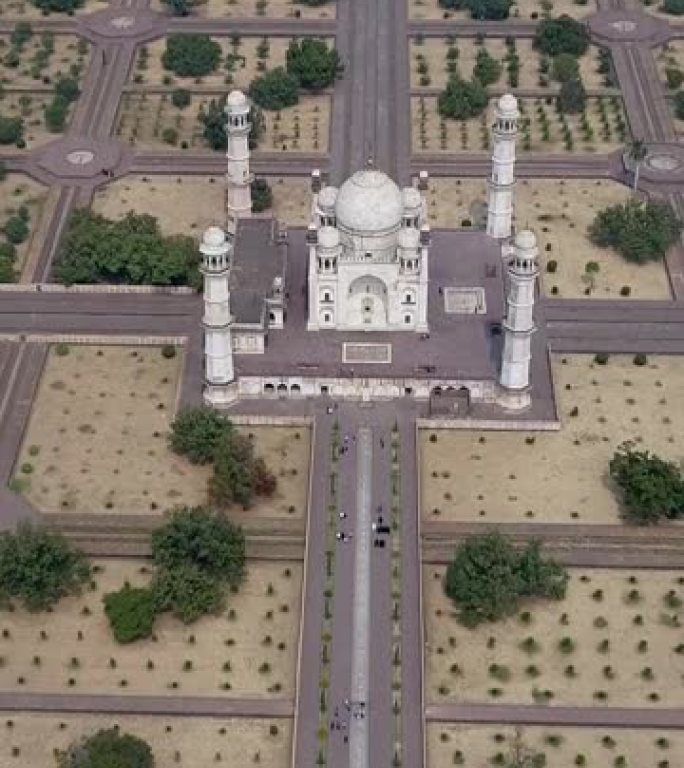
(349, 427, 372, 768)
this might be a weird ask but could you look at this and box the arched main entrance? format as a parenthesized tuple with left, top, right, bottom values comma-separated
(348, 275, 388, 328)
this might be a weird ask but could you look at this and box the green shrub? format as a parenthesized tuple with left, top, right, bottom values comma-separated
(103, 585, 156, 643)
(171, 88, 192, 109)
(4, 215, 29, 244)
(58, 727, 154, 768)
(249, 67, 299, 110)
(444, 533, 568, 626)
(0, 525, 90, 611)
(661, 0, 684, 14)
(534, 16, 589, 56)
(251, 177, 273, 213)
(0, 116, 24, 146)
(162, 34, 221, 77)
(438, 76, 488, 120)
(285, 38, 341, 90)
(589, 200, 681, 263)
(609, 441, 684, 524)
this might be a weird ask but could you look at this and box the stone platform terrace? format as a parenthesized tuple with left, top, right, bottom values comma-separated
(232, 228, 555, 416)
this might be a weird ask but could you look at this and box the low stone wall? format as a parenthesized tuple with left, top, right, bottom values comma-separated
(0, 284, 195, 295)
(229, 415, 313, 428)
(417, 417, 560, 431)
(0, 334, 187, 346)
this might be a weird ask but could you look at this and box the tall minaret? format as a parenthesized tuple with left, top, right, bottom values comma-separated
(200, 226, 235, 406)
(500, 229, 539, 391)
(225, 90, 252, 226)
(486, 93, 519, 240)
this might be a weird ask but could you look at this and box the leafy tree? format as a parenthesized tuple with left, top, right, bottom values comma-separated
(169, 406, 229, 464)
(472, 47, 502, 85)
(0, 255, 15, 283)
(609, 442, 684, 524)
(152, 563, 224, 623)
(251, 177, 273, 212)
(162, 34, 221, 77)
(151, 506, 245, 587)
(551, 52, 579, 83)
(44, 94, 70, 132)
(210, 431, 261, 508)
(438, 76, 488, 120)
(0, 116, 23, 145)
(163, 0, 192, 14)
(589, 199, 681, 263)
(171, 88, 191, 109)
(286, 38, 342, 90)
(674, 90, 684, 120)
(661, 0, 684, 13)
(556, 77, 586, 113)
(4, 214, 29, 244)
(11, 22, 33, 49)
(444, 533, 567, 627)
(31, 0, 84, 11)
(249, 67, 299, 110)
(0, 525, 90, 611)
(54, 76, 80, 103)
(534, 16, 589, 57)
(665, 67, 684, 90)
(103, 584, 156, 643)
(465, 0, 512, 19)
(55, 209, 199, 287)
(57, 728, 154, 768)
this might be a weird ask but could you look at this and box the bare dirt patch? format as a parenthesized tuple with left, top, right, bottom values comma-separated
(93, 174, 312, 232)
(1, 713, 292, 768)
(151, 0, 336, 19)
(0, 173, 53, 280)
(410, 38, 609, 91)
(412, 95, 627, 154)
(14, 344, 205, 516)
(420, 354, 684, 524)
(116, 91, 330, 153)
(14, 345, 311, 518)
(424, 178, 671, 300)
(425, 566, 684, 707)
(427, 723, 684, 768)
(0, 557, 302, 696)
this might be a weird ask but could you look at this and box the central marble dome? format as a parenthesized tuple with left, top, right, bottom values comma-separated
(335, 169, 403, 234)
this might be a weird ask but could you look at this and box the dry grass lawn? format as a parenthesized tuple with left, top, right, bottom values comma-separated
(413, 95, 627, 154)
(410, 38, 608, 91)
(428, 723, 684, 768)
(0, 34, 89, 87)
(0, 173, 54, 280)
(135, 36, 310, 90)
(420, 354, 684, 524)
(409, 0, 594, 20)
(117, 91, 330, 153)
(425, 566, 684, 707)
(0, 0, 107, 18)
(151, 0, 336, 18)
(14, 345, 311, 518)
(1, 713, 292, 768)
(93, 174, 312, 232)
(424, 178, 671, 300)
(0, 557, 302, 696)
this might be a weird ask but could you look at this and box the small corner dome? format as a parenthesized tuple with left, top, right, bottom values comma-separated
(335, 170, 403, 234)
(397, 226, 420, 250)
(497, 93, 519, 116)
(226, 90, 248, 109)
(402, 187, 422, 211)
(318, 186, 338, 212)
(203, 226, 227, 248)
(514, 229, 537, 251)
(318, 225, 340, 249)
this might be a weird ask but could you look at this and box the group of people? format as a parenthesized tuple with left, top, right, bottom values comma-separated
(330, 700, 367, 745)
